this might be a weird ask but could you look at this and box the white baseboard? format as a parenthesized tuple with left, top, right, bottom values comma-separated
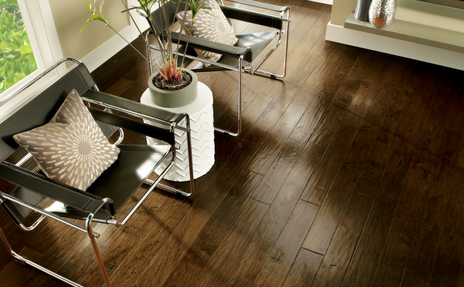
(325, 21, 464, 71)
(308, 0, 333, 5)
(80, 25, 141, 72)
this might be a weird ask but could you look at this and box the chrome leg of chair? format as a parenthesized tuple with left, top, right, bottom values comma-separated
(214, 55, 243, 137)
(0, 226, 84, 287)
(184, 114, 195, 194)
(86, 214, 112, 287)
(144, 140, 195, 197)
(143, 116, 195, 197)
(250, 8, 291, 80)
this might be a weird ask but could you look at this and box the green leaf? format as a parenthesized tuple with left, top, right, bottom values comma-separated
(19, 44, 32, 55)
(80, 1, 108, 34)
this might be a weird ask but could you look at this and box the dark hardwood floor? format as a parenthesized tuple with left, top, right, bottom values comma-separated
(2, 0, 464, 286)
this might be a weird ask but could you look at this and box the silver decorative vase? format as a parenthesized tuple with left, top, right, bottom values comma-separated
(354, 0, 373, 22)
(369, 0, 397, 28)
(369, 0, 396, 28)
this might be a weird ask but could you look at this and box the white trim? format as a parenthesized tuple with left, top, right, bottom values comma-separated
(24, 0, 64, 68)
(325, 21, 464, 71)
(308, 0, 333, 5)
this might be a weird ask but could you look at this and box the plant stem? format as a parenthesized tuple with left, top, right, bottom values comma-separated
(120, 0, 164, 73)
(107, 24, 157, 71)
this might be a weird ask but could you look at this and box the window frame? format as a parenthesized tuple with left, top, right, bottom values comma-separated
(0, 0, 63, 123)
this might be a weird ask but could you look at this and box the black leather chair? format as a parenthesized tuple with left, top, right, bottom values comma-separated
(146, 0, 291, 136)
(0, 58, 194, 287)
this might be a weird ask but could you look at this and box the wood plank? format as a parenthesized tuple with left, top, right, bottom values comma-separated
(401, 268, 430, 287)
(396, 82, 432, 154)
(360, 90, 404, 181)
(330, 55, 370, 112)
(82, 200, 189, 287)
(291, 95, 332, 147)
(75, 232, 139, 287)
(119, 189, 175, 239)
(104, 78, 136, 97)
(0, 247, 44, 287)
(281, 249, 323, 287)
(312, 42, 345, 77)
(311, 176, 379, 287)
(163, 170, 263, 287)
(378, 57, 408, 91)
(342, 81, 380, 129)
(131, 139, 259, 287)
(224, 143, 326, 287)
(244, 87, 299, 145)
(191, 199, 269, 287)
(252, 200, 318, 287)
(300, 124, 358, 205)
(429, 167, 464, 286)
(341, 151, 412, 287)
(443, 87, 464, 135)
(416, 83, 452, 155)
(278, 2, 326, 64)
(229, 93, 274, 142)
(319, 46, 360, 95)
(251, 135, 310, 204)
(302, 122, 380, 255)
(306, 103, 344, 148)
(245, 73, 318, 175)
(58, 191, 174, 284)
(371, 149, 434, 286)
(408, 131, 461, 275)
(25, 216, 75, 255)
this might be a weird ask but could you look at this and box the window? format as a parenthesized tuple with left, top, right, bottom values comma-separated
(0, 0, 38, 95)
(0, 0, 63, 122)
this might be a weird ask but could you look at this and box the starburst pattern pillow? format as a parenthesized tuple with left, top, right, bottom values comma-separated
(13, 89, 120, 191)
(176, 0, 238, 63)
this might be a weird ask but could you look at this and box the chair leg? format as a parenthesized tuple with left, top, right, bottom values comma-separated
(250, 8, 291, 80)
(0, 226, 84, 287)
(86, 214, 112, 287)
(214, 55, 243, 137)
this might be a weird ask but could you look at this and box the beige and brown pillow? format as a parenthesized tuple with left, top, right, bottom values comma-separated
(13, 89, 120, 191)
(176, 0, 238, 63)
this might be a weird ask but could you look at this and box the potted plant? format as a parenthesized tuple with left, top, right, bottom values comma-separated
(80, 0, 209, 107)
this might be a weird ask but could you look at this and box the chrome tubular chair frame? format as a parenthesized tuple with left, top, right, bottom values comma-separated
(146, 0, 290, 137)
(0, 58, 195, 287)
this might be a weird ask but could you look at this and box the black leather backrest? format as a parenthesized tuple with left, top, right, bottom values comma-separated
(149, 1, 189, 36)
(0, 63, 96, 160)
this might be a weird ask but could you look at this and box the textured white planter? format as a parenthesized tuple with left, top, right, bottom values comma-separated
(141, 82, 215, 181)
(147, 69, 198, 108)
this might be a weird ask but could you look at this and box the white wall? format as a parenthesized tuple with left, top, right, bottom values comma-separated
(49, 0, 128, 63)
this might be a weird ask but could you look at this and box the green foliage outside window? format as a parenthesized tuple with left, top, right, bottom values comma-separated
(0, 0, 37, 94)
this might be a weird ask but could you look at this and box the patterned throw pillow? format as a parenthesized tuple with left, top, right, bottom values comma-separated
(176, 0, 238, 63)
(13, 89, 120, 191)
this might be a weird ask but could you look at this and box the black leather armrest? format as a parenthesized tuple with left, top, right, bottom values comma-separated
(0, 162, 106, 215)
(220, 5, 285, 30)
(169, 32, 251, 60)
(81, 89, 185, 125)
(227, 0, 289, 12)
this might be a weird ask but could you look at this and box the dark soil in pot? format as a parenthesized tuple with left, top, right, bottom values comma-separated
(152, 70, 192, 91)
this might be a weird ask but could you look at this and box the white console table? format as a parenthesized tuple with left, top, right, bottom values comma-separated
(140, 82, 215, 181)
